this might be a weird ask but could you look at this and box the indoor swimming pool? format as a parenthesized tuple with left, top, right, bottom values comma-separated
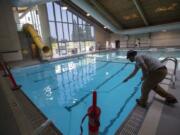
(12, 49, 180, 135)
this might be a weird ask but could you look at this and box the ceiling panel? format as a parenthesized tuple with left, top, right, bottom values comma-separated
(95, 0, 180, 28)
(97, 0, 146, 28)
(139, 0, 180, 25)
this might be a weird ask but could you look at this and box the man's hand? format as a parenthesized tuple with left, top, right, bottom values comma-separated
(122, 78, 129, 83)
(141, 76, 145, 81)
(122, 66, 139, 83)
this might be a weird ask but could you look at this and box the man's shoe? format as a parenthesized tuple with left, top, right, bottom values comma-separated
(165, 98, 178, 104)
(136, 99, 146, 108)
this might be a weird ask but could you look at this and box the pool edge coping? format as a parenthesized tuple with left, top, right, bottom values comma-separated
(138, 71, 174, 135)
(0, 72, 63, 135)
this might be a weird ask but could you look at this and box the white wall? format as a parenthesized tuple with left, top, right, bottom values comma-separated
(110, 30, 180, 48)
(151, 30, 180, 47)
(0, 0, 22, 61)
(95, 26, 110, 49)
(110, 34, 128, 48)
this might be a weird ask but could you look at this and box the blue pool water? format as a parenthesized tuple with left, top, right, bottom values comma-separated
(12, 49, 180, 135)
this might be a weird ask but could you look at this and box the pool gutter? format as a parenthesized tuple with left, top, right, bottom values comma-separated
(138, 61, 175, 135)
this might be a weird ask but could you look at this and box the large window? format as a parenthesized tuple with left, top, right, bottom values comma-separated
(16, 6, 42, 36)
(47, 2, 95, 58)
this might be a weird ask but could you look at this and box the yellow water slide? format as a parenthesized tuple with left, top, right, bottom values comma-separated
(23, 23, 52, 60)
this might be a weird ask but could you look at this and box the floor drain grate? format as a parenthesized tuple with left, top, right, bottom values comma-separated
(116, 106, 147, 135)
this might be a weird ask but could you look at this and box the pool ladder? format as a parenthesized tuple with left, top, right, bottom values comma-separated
(160, 57, 178, 88)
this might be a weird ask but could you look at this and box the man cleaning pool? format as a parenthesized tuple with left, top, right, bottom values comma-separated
(122, 50, 178, 108)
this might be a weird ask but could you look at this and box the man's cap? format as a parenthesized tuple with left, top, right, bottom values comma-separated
(126, 50, 137, 59)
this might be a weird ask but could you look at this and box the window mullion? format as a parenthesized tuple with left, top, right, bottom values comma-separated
(52, 2, 61, 55)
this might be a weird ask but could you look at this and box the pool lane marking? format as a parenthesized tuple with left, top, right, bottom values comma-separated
(33, 76, 53, 83)
(64, 93, 91, 111)
(60, 61, 109, 85)
(99, 81, 142, 135)
(32, 63, 95, 83)
(96, 59, 123, 63)
(95, 63, 128, 90)
(27, 68, 51, 76)
(98, 82, 123, 93)
(96, 61, 110, 71)
(33, 60, 111, 99)
(64, 63, 128, 111)
(63, 62, 117, 111)
(57, 61, 111, 96)
(27, 57, 85, 76)
(32, 57, 108, 83)
(33, 60, 110, 86)
(31, 56, 118, 83)
(86, 56, 133, 64)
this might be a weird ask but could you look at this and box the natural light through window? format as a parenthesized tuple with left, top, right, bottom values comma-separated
(46, 2, 95, 58)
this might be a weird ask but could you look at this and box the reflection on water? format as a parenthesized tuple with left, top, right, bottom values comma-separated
(43, 85, 53, 101)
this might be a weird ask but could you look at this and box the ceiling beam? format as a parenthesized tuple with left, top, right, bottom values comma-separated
(132, 0, 149, 26)
(88, 0, 122, 30)
(70, 0, 120, 32)
(117, 22, 180, 35)
(61, 0, 112, 33)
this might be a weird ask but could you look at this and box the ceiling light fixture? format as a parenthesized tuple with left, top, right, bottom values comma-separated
(86, 13, 90, 16)
(104, 26, 107, 29)
(162, 30, 167, 32)
(62, 6, 68, 10)
(155, 3, 177, 13)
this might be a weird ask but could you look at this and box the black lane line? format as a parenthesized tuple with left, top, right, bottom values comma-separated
(64, 93, 91, 112)
(32, 58, 93, 82)
(99, 81, 142, 135)
(27, 67, 53, 76)
(96, 59, 122, 64)
(98, 83, 123, 93)
(86, 56, 123, 64)
(64, 63, 128, 112)
(96, 59, 133, 65)
(28, 57, 85, 76)
(95, 63, 128, 90)
(33, 76, 53, 83)
(33, 59, 109, 86)
(52, 61, 110, 88)
(58, 62, 111, 95)
(96, 62, 110, 71)
(56, 61, 96, 76)
(52, 87, 59, 91)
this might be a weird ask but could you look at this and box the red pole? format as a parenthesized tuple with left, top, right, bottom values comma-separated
(88, 91, 101, 135)
(4, 62, 21, 90)
(93, 91, 97, 108)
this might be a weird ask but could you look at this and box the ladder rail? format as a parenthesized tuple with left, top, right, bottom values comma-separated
(160, 57, 178, 88)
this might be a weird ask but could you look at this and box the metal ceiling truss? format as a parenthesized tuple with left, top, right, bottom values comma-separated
(132, 0, 149, 26)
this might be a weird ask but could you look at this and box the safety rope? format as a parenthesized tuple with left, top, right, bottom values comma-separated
(80, 113, 88, 135)
(80, 112, 100, 135)
(100, 81, 142, 134)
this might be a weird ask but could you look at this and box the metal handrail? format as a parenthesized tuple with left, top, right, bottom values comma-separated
(160, 57, 178, 87)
